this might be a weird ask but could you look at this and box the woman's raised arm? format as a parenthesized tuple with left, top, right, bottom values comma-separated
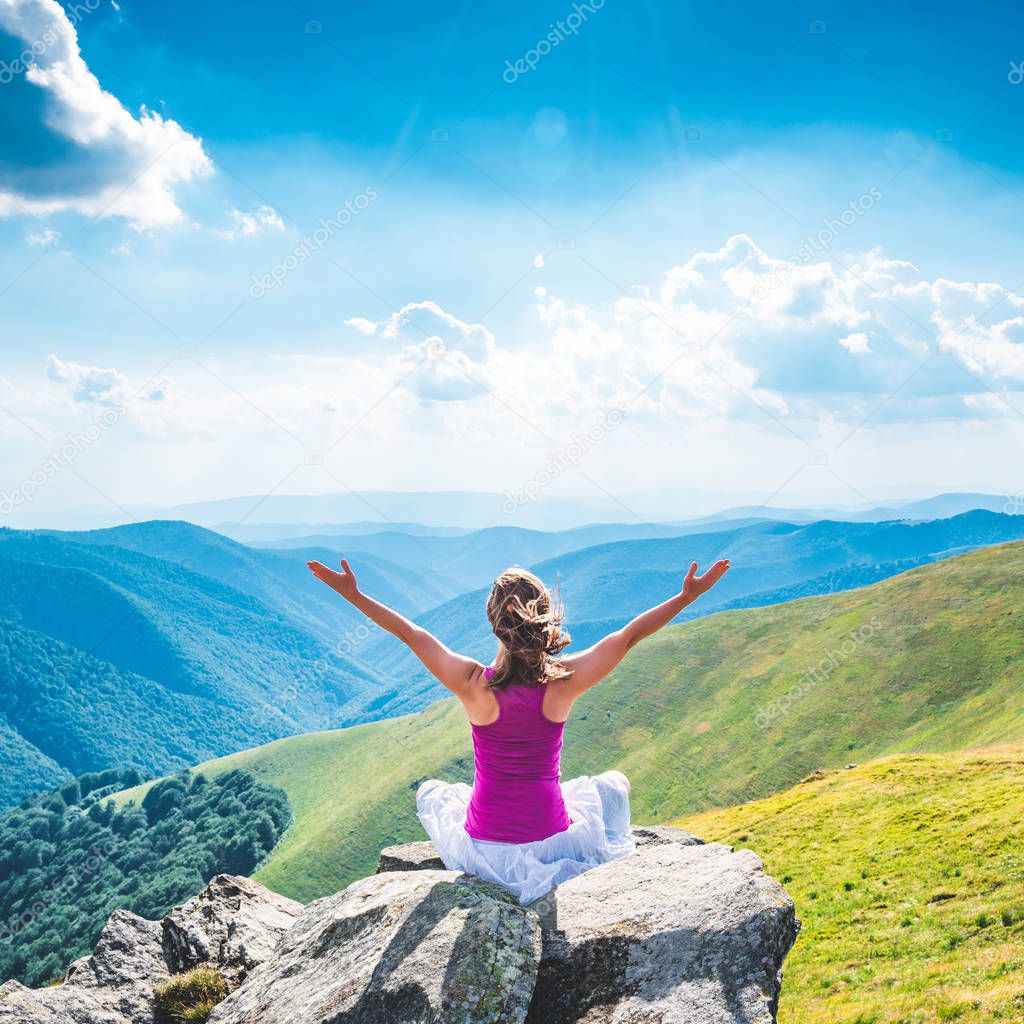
(307, 558, 479, 694)
(558, 559, 730, 697)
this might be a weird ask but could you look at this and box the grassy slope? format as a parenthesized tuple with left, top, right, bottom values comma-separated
(115, 541, 1024, 902)
(678, 747, 1024, 1024)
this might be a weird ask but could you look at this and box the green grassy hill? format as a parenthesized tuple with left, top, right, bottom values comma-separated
(115, 541, 1024, 902)
(677, 746, 1024, 1024)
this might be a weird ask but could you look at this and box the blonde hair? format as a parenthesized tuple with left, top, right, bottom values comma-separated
(485, 567, 571, 690)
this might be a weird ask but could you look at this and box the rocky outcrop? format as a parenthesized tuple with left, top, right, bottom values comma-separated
(526, 841, 798, 1023)
(374, 828, 796, 1022)
(0, 877, 295, 1024)
(1, 832, 798, 1024)
(161, 874, 303, 987)
(0, 910, 170, 1024)
(631, 823, 705, 848)
(208, 870, 542, 1024)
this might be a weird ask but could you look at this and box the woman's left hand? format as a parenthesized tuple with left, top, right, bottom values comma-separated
(682, 559, 730, 601)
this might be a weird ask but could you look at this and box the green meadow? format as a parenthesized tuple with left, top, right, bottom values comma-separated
(680, 747, 1024, 1024)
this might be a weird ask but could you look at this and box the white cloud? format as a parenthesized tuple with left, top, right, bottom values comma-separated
(338, 235, 1024, 428)
(346, 300, 496, 362)
(28, 237, 1024, 473)
(25, 226, 64, 246)
(213, 205, 285, 240)
(344, 317, 378, 336)
(46, 354, 170, 405)
(838, 331, 871, 355)
(0, 0, 212, 229)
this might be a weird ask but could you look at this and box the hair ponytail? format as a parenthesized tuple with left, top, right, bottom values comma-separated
(485, 568, 571, 690)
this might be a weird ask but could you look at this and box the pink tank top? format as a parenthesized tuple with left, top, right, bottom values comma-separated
(464, 667, 572, 844)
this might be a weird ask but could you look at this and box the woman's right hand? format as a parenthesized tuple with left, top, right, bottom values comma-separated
(307, 558, 359, 601)
(681, 559, 730, 601)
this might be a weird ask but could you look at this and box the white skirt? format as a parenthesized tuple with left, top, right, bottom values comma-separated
(415, 770, 637, 906)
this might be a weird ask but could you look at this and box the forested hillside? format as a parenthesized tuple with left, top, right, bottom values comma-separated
(0, 768, 290, 987)
(0, 524, 394, 806)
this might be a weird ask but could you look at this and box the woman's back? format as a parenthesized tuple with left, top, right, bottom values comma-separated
(464, 670, 572, 844)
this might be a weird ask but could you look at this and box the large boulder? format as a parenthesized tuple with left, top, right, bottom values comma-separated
(525, 841, 799, 1024)
(0, 910, 170, 1024)
(1, 831, 798, 1024)
(162, 874, 303, 987)
(208, 870, 542, 1024)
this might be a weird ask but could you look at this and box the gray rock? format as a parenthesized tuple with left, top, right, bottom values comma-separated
(0, 876, 303, 1024)
(632, 824, 706, 848)
(162, 874, 303, 986)
(0, 980, 29, 1000)
(525, 841, 799, 1024)
(376, 841, 446, 873)
(0, 831, 799, 1024)
(208, 870, 542, 1024)
(0, 910, 170, 1024)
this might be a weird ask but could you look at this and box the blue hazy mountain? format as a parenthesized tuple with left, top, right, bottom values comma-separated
(147, 488, 1011, 532)
(245, 521, 760, 592)
(45, 520, 460, 628)
(0, 617, 265, 806)
(0, 522, 446, 806)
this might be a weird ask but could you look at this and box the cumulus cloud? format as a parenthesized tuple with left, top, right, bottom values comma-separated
(47, 354, 170, 405)
(343, 300, 502, 404)
(839, 332, 871, 356)
(346, 300, 496, 361)
(213, 205, 285, 240)
(25, 226, 63, 246)
(0, 0, 211, 228)
(340, 235, 1024, 427)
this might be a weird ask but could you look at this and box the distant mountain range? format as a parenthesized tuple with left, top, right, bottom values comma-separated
(247, 521, 747, 592)
(673, 491, 1014, 526)
(31, 489, 1012, 534)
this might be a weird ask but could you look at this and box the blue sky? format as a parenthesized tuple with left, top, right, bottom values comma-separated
(1, 0, 1023, 527)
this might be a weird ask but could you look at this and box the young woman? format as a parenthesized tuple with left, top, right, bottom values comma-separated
(307, 556, 730, 904)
